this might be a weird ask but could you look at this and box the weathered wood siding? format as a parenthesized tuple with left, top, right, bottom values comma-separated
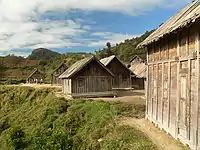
(28, 71, 43, 84)
(131, 78, 145, 89)
(63, 79, 72, 94)
(63, 59, 113, 95)
(106, 58, 131, 89)
(146, 23, 200, 150)
(52, 64, 67, 85)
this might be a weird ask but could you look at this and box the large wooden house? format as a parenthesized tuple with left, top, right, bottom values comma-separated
(59, 56, 115, 98)
(129, 55, 147, 89)
(138, 1, 200, 149)
(27, 69, 44, 84)
(51, 63, 68, 85)
(100, 55, 131, 89)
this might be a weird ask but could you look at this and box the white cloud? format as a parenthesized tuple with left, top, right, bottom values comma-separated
(0, 19, 86, 52)
(88, 32, 140, 47)
(0, 0, 190, 20)
(0, 0, 190, 55)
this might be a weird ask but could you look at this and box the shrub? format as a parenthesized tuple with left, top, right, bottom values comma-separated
(7, 127, 28, 150)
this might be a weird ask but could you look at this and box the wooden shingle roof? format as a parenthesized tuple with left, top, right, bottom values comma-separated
(100, 55, 132, 73)
(100, 55, 116, 66)
(130, 54, 146, 63)
(138, 0, 200, 47)
(59, 56, 114, 79)
(129, 63, 146, 78)
(51, 63, 68, 75)
(27, 69, 40, 79)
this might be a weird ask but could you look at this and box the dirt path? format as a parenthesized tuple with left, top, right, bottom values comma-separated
(91, 90, 146, 105)
(121, 117, 190, 150)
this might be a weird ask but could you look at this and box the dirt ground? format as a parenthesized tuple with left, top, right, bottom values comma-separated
(91, 90, 146, 105)
(20, 83, 62, 89)
(121, 117, 190, 150)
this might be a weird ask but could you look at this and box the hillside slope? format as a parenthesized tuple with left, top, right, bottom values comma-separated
(0, 86, 156, 150)
(96, 30, 154, 62)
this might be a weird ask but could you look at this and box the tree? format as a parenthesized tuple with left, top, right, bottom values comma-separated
(105, 42, 113, 57)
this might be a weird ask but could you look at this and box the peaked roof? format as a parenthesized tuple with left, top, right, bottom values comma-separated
(100, 55, 131, 72)
(28, 69, 41, 79)
(59, 56, 114, 79)
(138, 1, 200, 47)
(130, 54, 146, 63)
(51, 63, 67, 75)
(100, 55, 116, 66)
(129, 62, 146, 78)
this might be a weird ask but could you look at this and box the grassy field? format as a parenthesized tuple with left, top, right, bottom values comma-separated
(0, 86, 156, 150)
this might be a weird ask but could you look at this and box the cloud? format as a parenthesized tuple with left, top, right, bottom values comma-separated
(88, 32, 140, 47)
(0, 0, 190, 20)
(0, 0, 190, 55)
(0, 19, 87, 52)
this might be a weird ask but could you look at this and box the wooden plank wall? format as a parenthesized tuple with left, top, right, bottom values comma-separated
(146, 23, 200, 150)
(72, 76, 112, 94)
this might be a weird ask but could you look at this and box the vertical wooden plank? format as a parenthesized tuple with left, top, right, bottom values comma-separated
(176, 34, 180, 139)
(145, 50, 149, 121)
(161, 62, 164, 124)
(156, 63, 159, 120)
(151, 65, 154, 119)
(168, 61, 171, 128)
(194, 29, 200, 150)
(187, 59, 191, 140)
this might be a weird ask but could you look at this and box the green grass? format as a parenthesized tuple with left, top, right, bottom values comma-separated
(0, 86, 157, 150)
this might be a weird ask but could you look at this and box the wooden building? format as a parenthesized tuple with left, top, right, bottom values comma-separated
(129, 55, 147, 89)
(27, 69, 44, 84)
(51, 63, 68, 85)
(59, 56, 115, 98)
(138, 1, 200, 149)
(100, 55, 131, 89)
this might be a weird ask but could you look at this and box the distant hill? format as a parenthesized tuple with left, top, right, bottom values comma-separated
(95, 30, 154, 62)
(27, 48, 60, 60)
(0, 30, 154, 83)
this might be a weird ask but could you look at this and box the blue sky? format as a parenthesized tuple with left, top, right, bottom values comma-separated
(0, 0, 190, 57)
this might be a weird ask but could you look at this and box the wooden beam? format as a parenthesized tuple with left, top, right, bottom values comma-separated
(148, 55, 196, 65)
(194, 29, 200, 150)
(167, 61, 171, 128)
(187, 59, 191, 140)
(161, 62, 164, 124)
(175, 34, 180, 139)
(151, 65, 154, 119)
(156, 63, 159, 120)
(145, 51, 149, 119)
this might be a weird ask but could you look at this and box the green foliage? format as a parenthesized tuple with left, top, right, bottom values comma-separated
(6, 79, 26, 85)
(0, 86, 156, 150)
(7, 127, 28, 150)
(42, 52, 93, 82)
(96, 30, 154, 62)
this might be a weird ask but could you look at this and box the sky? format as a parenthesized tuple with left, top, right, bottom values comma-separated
(0, 0, 191, 57)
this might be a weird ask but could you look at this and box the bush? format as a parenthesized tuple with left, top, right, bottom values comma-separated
(7, 127, 28, 150)
(0, 118, 10, 134)
(6, 79, 26, 85)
